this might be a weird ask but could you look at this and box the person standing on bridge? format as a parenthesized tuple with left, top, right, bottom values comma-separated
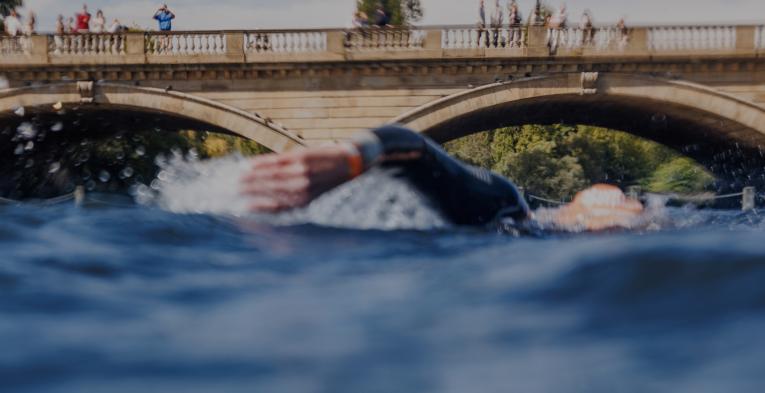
(580, 10, 594, 47)
(477, 0, 488, 47)
(507, 0, 522, 48)
(373, 4, 390, 28)
(3, 9, 23, 37)
(154, 4, 176, 32)
(75, 4, 91, 33)
(90, 10, 106, 34)
(24, 12, 36, 36)
(617, 17, 629, 50)
(490, 0, 504, 47)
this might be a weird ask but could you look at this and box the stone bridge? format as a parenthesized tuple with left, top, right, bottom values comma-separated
(1, 23, 765, 158)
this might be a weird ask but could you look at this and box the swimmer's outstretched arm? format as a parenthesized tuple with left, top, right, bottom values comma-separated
(241, 125, 529, 225)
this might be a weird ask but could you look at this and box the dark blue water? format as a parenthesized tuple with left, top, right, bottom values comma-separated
(2, 199, 765, 393)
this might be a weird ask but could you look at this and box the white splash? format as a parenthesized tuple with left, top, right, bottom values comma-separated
(140, 154, 448, 231)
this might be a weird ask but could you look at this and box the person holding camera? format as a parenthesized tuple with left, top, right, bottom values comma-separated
(153, 4, 176, 32)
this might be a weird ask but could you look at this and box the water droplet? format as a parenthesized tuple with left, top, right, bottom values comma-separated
(85, 180, 96, 191)
(52, 102, 63, 110)
(116, 151, 126, 160)
(24, 141, 34, 151)
(13, 106, 25, 117)
(49, 162, 61, 174)
(24, 158, 34, 168)
(82, 170, 91, 181)
(135, 146, 146, 157)
(50, 122, 64, 132)
(119, 167, 134, 179)
(14, 144, 24, 155)
(17, 122, 37, 139)
(98, 170, 111, 183)
(157, 170, 171, 182)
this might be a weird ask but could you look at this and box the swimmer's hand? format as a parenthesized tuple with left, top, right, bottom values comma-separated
(241, 144, 361, 213)
(549, 184, 644, 232)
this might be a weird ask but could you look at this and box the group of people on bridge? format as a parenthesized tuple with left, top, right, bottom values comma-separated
(476, 1, 630, 51)
(1, 3, 177, 38)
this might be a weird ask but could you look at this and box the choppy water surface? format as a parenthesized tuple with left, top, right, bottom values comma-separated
(2, 157, 765, 393)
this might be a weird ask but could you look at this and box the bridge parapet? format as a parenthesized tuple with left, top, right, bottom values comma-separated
(0, 23, 763, 67)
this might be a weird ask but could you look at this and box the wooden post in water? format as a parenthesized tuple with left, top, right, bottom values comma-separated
(74, 186, 85, 207)
(742, 187, 755, 211)
(627, 186, 642, 201)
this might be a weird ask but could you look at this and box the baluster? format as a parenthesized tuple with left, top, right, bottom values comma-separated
(664, 27, 679, 50)
(728, 26, 735, 49)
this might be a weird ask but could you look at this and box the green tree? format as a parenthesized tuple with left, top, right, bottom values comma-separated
(644, 157, 715, 194)
(0, 0, 22, 31)
(357, 0, 423, 26)
(0, 0, 22, 16)
(445, 124, 715, 200)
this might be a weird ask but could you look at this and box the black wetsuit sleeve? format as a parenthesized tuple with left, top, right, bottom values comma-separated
(367, 125, 530, 226)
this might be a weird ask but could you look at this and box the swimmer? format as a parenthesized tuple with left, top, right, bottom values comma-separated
(240, 125, 643, 231)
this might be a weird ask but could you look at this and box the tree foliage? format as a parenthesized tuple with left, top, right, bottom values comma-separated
(0, 0, 22, 31)
(446, 124, 715, 200)
(356, 0, 423, 26)
(0, 0, 22, 17)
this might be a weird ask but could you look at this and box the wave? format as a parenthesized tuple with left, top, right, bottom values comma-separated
(138, 154, 449, 231)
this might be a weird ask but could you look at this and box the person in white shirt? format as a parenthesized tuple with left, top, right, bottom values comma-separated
(91, 10, 106, 33)
(3, 9, 23, 37)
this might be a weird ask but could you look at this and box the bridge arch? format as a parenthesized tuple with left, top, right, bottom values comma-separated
(392, 73, 765, 157)
(0, 82, 305, 152)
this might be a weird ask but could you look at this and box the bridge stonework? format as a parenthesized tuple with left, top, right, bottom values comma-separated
(2, 24, 765, 153)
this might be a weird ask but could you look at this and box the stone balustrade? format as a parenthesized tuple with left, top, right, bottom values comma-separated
(345, 28, 427, 51)
(442, 26, 527, 49)
(49, 33, 126, 55)
(555, 26, 624, 51)
(1, 23, 762, 66)
(146, 32, 227, 56)
(0, 36, 27, 55)
(648, 25, 737, 51)
(245, 31, 327, 53)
